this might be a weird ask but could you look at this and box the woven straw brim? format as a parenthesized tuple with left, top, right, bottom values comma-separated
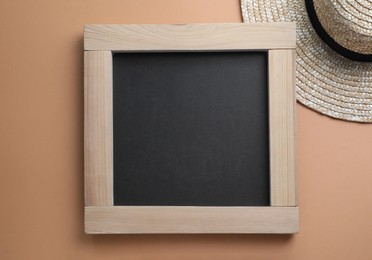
(241, 0, 372, 122)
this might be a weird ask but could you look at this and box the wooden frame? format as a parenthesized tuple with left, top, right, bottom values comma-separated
(84, 23, 297, 234)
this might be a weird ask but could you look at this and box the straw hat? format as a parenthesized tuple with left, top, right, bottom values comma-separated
(241, 0, 372, 122)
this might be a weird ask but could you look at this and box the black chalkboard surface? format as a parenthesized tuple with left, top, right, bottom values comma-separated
(113, 52, 269, 206)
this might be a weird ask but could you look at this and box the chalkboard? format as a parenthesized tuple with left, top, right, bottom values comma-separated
(84, 23, 297, 234)
(113, 52, 270, 206)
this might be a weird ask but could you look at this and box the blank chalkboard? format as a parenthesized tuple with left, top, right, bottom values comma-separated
(85, 23, 298, 234)
(113, 52, 269, 206)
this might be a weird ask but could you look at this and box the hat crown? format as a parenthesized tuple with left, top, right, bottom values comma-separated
(313, 0, 372, 55)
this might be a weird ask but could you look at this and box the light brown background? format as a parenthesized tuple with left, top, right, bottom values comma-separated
(1, 0, 371, 259)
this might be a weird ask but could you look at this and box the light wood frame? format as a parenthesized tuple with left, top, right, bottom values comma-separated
(84, 23, 297, 234)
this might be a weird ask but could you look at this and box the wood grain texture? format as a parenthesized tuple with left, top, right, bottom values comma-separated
(85, 206, 299, 234)
(269, 50, 297, 206)
(84, 51, 113, 206)
(84, 23, 296, 51)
